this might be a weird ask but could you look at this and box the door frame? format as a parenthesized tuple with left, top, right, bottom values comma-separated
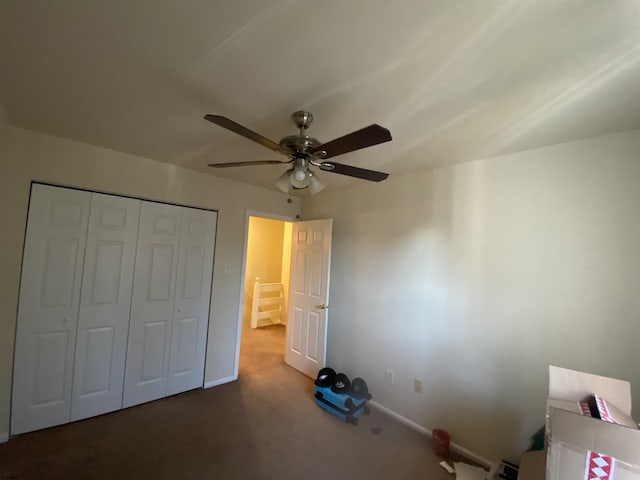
(231, 210, 297, 380)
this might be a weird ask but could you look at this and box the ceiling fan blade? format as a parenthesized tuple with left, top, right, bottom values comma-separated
(311, 124, 392, 159)
(319, 161, 389, 182)
(204, 115, 283, 153)
(208, 160, 292, 168)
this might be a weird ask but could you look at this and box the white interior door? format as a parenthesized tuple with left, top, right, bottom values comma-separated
(11, 184, 90, 434)
(167, 207, 216, 396)
(70, 193, 141, 421)
(123, 201, 181, 408)
(285, 219, 332, 378)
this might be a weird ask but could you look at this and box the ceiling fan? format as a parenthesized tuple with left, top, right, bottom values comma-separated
(204, 111, 392, 194)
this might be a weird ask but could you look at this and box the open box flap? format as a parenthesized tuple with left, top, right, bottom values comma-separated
(549, 366, 632, 416)
(547, 398, 585, 415)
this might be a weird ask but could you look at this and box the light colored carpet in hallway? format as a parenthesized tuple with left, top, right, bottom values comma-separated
(0, 322, 462, 479)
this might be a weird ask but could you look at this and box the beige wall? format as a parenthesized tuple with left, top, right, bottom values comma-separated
(0, 100, 8, 166)
(302, 129, 640, 462)
(0, 127, 301, 436)
(0, 102, 12, 440)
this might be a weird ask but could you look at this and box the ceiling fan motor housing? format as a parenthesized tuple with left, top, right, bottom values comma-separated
(279, 111, 323, 157)
(279, 134, 322, 156)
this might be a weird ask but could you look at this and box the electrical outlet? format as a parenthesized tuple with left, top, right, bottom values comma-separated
(385, 369, 394, 385)
(414, 379, 422, 393)
(224, 264, 231, 274)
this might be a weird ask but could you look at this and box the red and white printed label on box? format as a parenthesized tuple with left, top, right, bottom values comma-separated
(586, 451, 615, 480)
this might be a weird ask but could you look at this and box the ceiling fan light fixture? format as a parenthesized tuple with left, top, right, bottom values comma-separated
(289, 165, 311, 189)
(275, 170, 292, 193)
(308, 171, 326, 194)
(275, 167, 325, 194)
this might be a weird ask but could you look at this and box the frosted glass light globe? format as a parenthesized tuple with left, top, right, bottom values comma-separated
(290, 166, 310, 188)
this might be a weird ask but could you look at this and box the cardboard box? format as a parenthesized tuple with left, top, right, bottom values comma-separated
(546, 366, 640, 480)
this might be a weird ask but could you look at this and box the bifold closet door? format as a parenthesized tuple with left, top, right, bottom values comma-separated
(11, 185, 90, 435)
(167, 208, 216, 396)
(123, 202, 216, 407)
(13, 185, 218, 433)
(70, 193, 141, 421)
(123, 202, 181, 408)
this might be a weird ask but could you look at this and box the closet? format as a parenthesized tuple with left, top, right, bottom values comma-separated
(11, 184, 217, 435)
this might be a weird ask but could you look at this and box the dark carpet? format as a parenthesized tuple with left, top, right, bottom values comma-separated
(0, 321, 460, 479)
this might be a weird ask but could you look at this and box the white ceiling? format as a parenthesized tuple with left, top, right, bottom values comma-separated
(1, 1, 640, 193)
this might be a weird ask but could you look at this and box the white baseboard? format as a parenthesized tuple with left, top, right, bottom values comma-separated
(203, 375, 237, 389)
(0, 432, 8, 443)
(368, 400, 495, 470)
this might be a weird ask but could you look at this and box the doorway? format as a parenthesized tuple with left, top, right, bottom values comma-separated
(238, 214, 294, 378)
(233, 212, 333, 382)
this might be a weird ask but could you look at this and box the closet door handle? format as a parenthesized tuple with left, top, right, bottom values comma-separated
(316, 304, 328, 310)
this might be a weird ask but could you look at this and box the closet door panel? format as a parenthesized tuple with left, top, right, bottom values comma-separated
(167, 208, 216, 395)
(123, 202, 181, 408)
(71, 193, 140, 421)
(11, 184, 90, 434)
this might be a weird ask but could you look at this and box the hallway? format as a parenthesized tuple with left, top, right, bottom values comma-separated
(239, 320, 287, 384)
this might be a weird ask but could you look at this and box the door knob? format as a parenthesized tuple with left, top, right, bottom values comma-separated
(316, 304, 328, 310)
